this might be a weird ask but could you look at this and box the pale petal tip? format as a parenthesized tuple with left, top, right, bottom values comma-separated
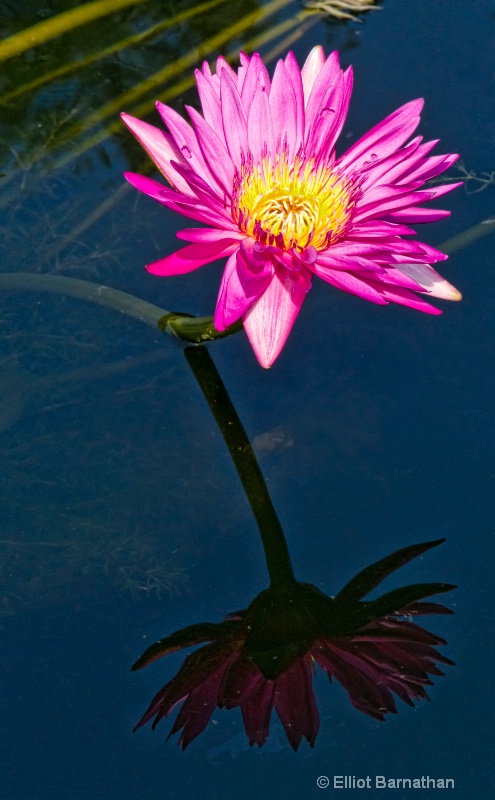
(243, 312, 281, 369)
(308, 44, 325, 60)
(427, 276, 462, 301)
(243, 277, 307, 369)
(440, 283, 462, 301)
(255, 353, 273, 370)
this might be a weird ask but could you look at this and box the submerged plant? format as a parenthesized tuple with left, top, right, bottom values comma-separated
(122, 46, 461, 368)
(304, 0, 379, 21)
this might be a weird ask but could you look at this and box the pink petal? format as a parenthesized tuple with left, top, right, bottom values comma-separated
(185, 105, 235, 196)
(146, 240, 239, 276)
(283, 51, 304, 153)
(358, 138, 423, 187)
(247, 86, 274, 160)
(311, 66, 353, 164)
(269, 59, 298, 158)
(214, 245, 274, 330)
(314, 266, 389, 305)
(304, 51, 342, 143)
(396, 263, 462, 300)
(155, 101, 219, 192)
(337, 99, 424, 171)
(172, 656, 236, 748)
(120, 113, 191, 195)
(318, 240, 402, 258)
(217, 657, 262, 709)
(124, 172, 230, 228)
(386, 208, 451, 222)
(170, 160, 231, 210)
(315, 253, 385, 273)
(243, 265, 311, 368)
(170, 198, 236, 228)
(124, 171, 176, 202)
(349, 220, 417, 237)
(355, 181, 424, 207)
(220, 68, 249, 166)
(354, 187, 436, 223)
(132, 682, 175, 731)
(176, 227, 245, 243)
(373, 283, 442, 314)
(300, 46, 326, 106)
(425, 181, 463, 199)
(200, 58, 219, 95)
(371, 267, 428, 292)
(314, 643, 396, 718)
(237, 51, 251, 94)
(240, 52, 271, 116)
(195, 68, 223, 131)
(399, 152, 459, 184)
(123, 172, 231, 228)
(215, 55, 238, 84)
(317, 238, 433, 264)
(399, 239, 448, 262)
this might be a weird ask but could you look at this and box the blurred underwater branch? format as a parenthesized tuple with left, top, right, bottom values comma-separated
(303, 0, 380, 20)
(0, 0, 312, 177)
(0, 0, 228, 107)
(54, 2, 314, 172)
(0, 0, 151, 63)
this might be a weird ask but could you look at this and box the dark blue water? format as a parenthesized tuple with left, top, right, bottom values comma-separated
(1, 0, 494, 797)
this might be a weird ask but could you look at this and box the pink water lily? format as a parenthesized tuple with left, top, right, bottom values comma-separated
(122, 47, 461, 368)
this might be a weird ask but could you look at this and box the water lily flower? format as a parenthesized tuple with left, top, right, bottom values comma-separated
(132, 540, 454, 750)
(122, 48, 461, 368)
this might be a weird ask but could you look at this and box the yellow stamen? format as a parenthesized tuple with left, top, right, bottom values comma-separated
(233, 154, 355, 251)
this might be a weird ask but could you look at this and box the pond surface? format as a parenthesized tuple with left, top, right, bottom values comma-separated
(0, 0, 494, 797)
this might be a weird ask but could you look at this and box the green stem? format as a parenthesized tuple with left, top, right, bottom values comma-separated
(0, 272, 240, 341)
(159, 313, 243, 342)
(184, 346, 296, 587)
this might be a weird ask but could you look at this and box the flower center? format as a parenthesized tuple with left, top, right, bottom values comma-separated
(233, 154, 355, 251)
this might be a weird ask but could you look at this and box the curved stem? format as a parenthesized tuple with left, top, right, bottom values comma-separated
(0, 272, 240, 341)
(159, 313, 243, 342)
(184, 346, 296, 588)
(0, 270, 292, 583)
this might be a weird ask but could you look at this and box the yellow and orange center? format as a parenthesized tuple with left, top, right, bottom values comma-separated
(233, 154, 355, 251)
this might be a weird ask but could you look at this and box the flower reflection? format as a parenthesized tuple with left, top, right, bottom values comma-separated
(132, 540, 454, 750)
(122, 47, 461, 368)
